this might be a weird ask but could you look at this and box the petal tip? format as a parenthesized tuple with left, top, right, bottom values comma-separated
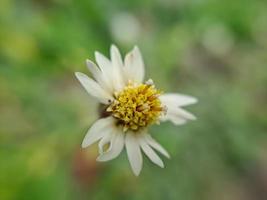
(86, 59, 98, 71)
(165, 151, 171, 159)
(96, 156, 105, 162)
(133, 45, 139, 51)
(85, 59, 92, 64)
(159, 163, 165, 168)
(94, 51, 100, 58)
(111, 44, 117, 49)
(133, 169, 141, 176)
(75, 71, 87, 77)
(75, 71, 81, 76)
(191, 97, 198, 104)
(75, 72, 85, 80)
(81, 142, 88, 149)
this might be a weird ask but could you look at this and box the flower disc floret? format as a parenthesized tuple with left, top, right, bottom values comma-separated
(107, 81, 163, 132)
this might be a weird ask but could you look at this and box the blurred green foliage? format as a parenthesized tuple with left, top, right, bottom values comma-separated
(0, 0, 267, 199)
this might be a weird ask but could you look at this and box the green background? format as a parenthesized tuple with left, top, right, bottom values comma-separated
(1, 0, 267, 199)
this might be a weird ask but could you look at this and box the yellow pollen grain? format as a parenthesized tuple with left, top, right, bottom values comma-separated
(107, 82, 163, 132)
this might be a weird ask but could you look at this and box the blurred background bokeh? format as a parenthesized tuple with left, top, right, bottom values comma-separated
(1, 0, 267, 199)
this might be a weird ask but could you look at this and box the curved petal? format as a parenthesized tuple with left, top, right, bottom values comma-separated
(110, 45, 123, 68)
(94, 51, 114, 92)
(98, 131, 113, 154)
(175, 108, 196, 120)
(125, 132, 143, 176)
(124, 46, 145, 83)
(86, 59, 112, 94)
(160, 105, 196, 125)
(85, 59, 101, 82)
(159, 93, 198, 107)
(160, 113, 187, 125)
(145, 134, 170, 159)
(138, 134, 164, 168)
(95, 51, 112, 73)
(110, 44, 125, 91)
(75, 72, 114, 104)
(81, 117, 115, 148)
(97, 130, 125, 162)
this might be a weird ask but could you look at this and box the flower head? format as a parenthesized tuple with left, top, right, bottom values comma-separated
(75, 45, 197, 176)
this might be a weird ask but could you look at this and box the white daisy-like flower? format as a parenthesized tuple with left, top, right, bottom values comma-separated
(75, 45, 197, 176)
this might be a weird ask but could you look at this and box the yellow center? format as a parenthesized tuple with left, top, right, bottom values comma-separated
(107, 81, 164, 132)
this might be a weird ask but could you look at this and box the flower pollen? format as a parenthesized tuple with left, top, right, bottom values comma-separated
(107, 80, 164, 132)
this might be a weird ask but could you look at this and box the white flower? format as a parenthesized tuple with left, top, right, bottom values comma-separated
(75, 45, 197, 176)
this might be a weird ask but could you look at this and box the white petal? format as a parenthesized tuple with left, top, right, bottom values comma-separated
(159, 93, 198, 107)
(110, 44, 125, 91)
(75, 72, 114, 104)
(86, 59, 112, 94)
(81, 117, 114, 148)
(95, 51, 112, 73)
(145, 134, 170, 159)
(124, 46, 145, 83)
(85, 59, 101, 82)
(97, 130, 124, 162)
(159, 93, 197, 125)
(94, 52, 114, 91)
(175, 108, 196, 120)
(160, 113, 187, 125)
(138, 134, 164, 168)
(160, 105, 196, 125)
(110, 44, 123, 69)
(125, 132, 143, 176)
(160, 107, 187, 125)
(98, 131, 113, 154)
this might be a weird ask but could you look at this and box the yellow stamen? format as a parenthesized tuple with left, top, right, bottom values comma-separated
(107, 81, 163, 132)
